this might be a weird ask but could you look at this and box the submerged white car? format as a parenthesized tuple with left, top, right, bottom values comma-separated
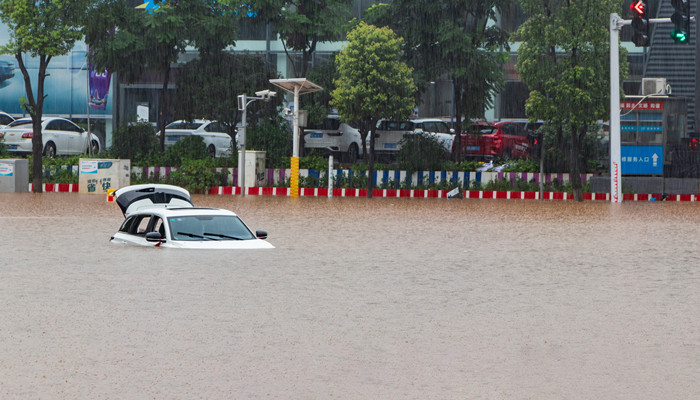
(110, 184, 274, 249)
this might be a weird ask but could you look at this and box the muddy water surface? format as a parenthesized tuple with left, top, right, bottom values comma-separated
(1, 193, 699, 399)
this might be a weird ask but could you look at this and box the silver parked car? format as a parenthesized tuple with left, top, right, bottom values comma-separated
(1, 117, 100, 157)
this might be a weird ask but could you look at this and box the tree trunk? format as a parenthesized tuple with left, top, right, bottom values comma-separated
(367, 120, 376, 198)
(568, 125, 584, 201)
(453, 79, 462, 162)
(16, 53, 49, 193)
(158, 63, 172, 152)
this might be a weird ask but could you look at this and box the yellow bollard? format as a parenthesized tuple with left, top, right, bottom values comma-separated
(290, 156, 299, 198)
(106, 188, 116, 202)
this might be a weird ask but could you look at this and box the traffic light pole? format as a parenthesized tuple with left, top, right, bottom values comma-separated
(696, 0, 700, 138)
(609, 13, 685, 203)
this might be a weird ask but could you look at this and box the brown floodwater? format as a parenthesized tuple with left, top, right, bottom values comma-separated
(1, 193, 699, 399)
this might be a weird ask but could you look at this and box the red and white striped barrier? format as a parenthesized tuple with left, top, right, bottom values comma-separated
(27, 183, 698, 202)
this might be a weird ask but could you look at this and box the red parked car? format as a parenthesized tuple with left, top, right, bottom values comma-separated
(453, 121, 531, 160)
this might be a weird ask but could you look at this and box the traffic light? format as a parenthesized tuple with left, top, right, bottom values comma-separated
(671, 0, 690, 43)
(530, 132, 543, 158)
(630, 0, 650, 46)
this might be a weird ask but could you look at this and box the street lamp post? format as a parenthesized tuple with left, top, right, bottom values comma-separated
(237, 90, 276, 196)
(269, 78, 323, 198)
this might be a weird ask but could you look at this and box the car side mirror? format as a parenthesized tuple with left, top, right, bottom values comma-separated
(145, 231, 165, 242)
(256, 230, 268, 240)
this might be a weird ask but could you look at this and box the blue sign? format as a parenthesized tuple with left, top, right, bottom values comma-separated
(622, 145, 663, 175)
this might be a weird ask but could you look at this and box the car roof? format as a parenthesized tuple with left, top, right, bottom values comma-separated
(129, 206, 238, 218)
(114, 184, 194, 216)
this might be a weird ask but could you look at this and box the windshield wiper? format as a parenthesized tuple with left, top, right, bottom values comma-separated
(203, 232, 245, 240)
(177, 231, 217, 240)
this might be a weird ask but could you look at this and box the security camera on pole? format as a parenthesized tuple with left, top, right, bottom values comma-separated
(237, 90, 276, 195)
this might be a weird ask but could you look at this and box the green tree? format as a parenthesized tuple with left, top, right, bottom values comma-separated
(366, 1, 510, 159)
(174, 51, 281, 143)
(330, 22, 415, 197)
(516, 0, 626, 200)
(253, 0, 352, 77)
(85, 0, 238, 151)
(0, 0, 88, 192)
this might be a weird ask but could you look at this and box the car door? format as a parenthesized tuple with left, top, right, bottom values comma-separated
(204, 121, 233, 155)
(43, 119, 66, 153)
(500, 123, 529, 157)
(116, 213, 161, 246)
(63, 119, 87, 154)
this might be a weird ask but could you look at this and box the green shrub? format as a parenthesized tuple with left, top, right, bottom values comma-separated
(161, 135, 209, 166)
(247, 118, 292, 169)
(301, 151, 329, 171)
(108, 122, 159, 162)
(397, 133, 449, 172)
(164, 158, 221, 193)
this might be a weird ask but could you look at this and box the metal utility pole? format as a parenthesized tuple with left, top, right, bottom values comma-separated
(696, 0, 700, 137)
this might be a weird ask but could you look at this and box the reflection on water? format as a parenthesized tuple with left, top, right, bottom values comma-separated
(1, 193, 700, 399)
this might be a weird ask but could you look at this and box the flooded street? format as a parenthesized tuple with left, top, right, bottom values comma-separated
(1, 193, 699, 399)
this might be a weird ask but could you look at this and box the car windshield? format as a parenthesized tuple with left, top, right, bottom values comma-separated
(168, 214, 255, 241)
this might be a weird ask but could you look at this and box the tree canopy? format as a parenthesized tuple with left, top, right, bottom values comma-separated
(365, 0, 510, 159)
(0, 0, 89, 192)
(174, 51, 281, 139)
(515, 0, 626, 200)
(85, 0, 239, 150)
(331, 21, 415, 197)
(253, 0, 352, 77)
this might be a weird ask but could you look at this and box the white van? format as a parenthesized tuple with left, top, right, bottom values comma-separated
(302, 115, 363, 163)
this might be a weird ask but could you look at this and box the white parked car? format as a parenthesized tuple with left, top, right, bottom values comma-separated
(303, 115, 363, 163)
(110, 184, 274, 249)
(1, 117, 100, 157)
(158, 120, 234, 158)
(368, 118, 454, 159)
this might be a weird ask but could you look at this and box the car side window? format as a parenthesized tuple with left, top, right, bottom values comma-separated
(46, 120, 61, 130)
(134, 215, 153, 235)
(119, 216, 137, 233)
(0, 114, 12, 125)
(153, 217, 165, 236)
(205, 122, 224, 133)
(502, 124, 517, 136)
(62, 120, 81, 132)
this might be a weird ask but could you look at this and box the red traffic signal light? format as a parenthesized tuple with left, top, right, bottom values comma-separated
(630, 0, 650, 47)
(630, 0, 646, 15)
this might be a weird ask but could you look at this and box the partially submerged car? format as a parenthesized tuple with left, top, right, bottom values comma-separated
(110, 184, 274, 249)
